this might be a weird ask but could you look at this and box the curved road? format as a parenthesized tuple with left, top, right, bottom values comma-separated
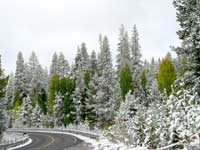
(17, 132, 83, 150)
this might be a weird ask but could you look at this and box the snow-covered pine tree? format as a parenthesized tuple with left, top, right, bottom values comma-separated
(110, 81, 122, 112)
(63, 76, 74, 126)
(23, 63, 31, 95)
(97, 34, 103, 73)
(80, 43, 90, 71)
(14, 52, 26, 102)
(173, 0, 200, 97)
(50, 52, 59, 76)
(131, 25, 143, 84)
(141, 69, 147, 96)
(73, 71, 87, 124)
(177, 56, 187, 77)
(147, 80, 162, 104)
(72, 42, 93, 125)
(143, 81, 167, 148)
(5, 73, 15, 110)
(90, 50, 97, 75)
(116, 25, 131, 74)
(31, 104, 42, 128)
(173, 0, 200, 78)
(53, 94, 64, 127)
(5, 73, 15, 128)
(73, 46, 82, 74)
(150, 57, 156, 72)
(85, 73, 98, 128)
(73, 44, 90, 73)
(38, 88, 47, 115)
(98, 36, 112, 74)
(28, 51, 40, 75)
(144, 59, 150, 70)
(0, 55, 8, 140)
(15, 96, 33, 128)
(166, 81, 200, 149)
(109, 91, 142, 145)
(23, 52, 48, 113)
(58, 52, 70, 78)
(28, 52, 41, 101)
(143, 58, 159, 102)
(95, 36, 116, 128)
(13, 52, 27, 123)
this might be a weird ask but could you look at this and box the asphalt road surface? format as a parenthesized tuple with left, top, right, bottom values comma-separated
(17, 132, 84, 150)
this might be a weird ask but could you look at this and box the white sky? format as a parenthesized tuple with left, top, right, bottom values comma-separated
(0, 0, 180, 74)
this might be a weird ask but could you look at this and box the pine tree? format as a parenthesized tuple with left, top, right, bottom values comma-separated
(110, 81, 122, 111)
(14, 52, 26, 104)
(5, 73, 15, 128)
(95, 37, 116, 128)
(178, 56, 187, 77)
(50, 52, 59, 76)
(12, 52, 28, 123)
(58, 52, 70, 78)
(72, 43, 91, 124)
(110, 92, 141, 145)
(0, 55, 8, 139)
(116, 25, 131, 73)
(90, 50, 97, 75)
(5, 73, 15, 109)
(28, 52, 47, 105)
(147, 80, 163, 104)
(13, 89, 21, 122)
(98, 36, 112, 75)
(120, 64, 133, 100)
(38, 89, 47, 115)
(80, 43, 90, 71)
(73, 46, 82, 73)
(173, 0, 200, 77)
(47, 74, 59, 114)
(73, 71, 88, 124)
(97, 34, 103, 72)
(131, 25, 143, 84)
(15, 96, 33, 127)
(165, 80, 200, 149)
(28, 51, 40, 75)
(141, 69, 147, 95)
(31, 104, 42, 128)
(85, 73, 98, 128)
(63, 76, 74, 126)
(173, 0, 200, 99)
(157, 55, 177, 96)
(53, 94, 64, 127)
(23, 63, 31, 97)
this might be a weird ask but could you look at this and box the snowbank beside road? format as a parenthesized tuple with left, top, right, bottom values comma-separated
(0, 132, 32, 150)
(8, 138, 32, 150)
(1, 132, 26, 145)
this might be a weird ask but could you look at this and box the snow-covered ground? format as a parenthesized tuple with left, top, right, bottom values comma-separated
(8, 138, 32, 150)
(0, 132, 28, 145)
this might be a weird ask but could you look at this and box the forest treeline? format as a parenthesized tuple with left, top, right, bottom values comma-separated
(5, 25, 177, 129)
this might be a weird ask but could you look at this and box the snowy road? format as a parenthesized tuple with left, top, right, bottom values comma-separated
(16, 132, 83, 150)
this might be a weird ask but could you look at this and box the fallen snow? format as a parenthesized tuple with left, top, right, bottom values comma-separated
(94, 137, 148, 150)
(0, 132, 32, 150)
(0, 132, 30, 145)
(8, 138, 32, 150)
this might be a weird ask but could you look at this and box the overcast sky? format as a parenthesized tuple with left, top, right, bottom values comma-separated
(0, 0, 180, 74)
